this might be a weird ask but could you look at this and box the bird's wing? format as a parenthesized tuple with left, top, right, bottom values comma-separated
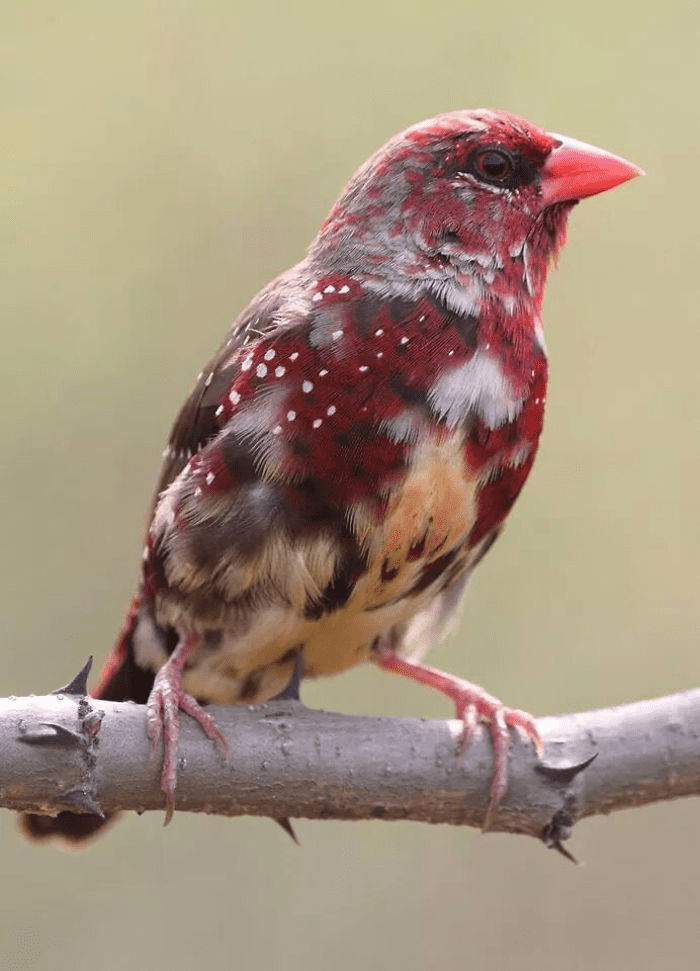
(151, 268, 303, 507)
(142, 278, 515, 635)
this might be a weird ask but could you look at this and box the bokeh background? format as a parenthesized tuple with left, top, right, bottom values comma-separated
(3, 2, 699, 968)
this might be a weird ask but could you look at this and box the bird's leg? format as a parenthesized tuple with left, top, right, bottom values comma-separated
(374, 646, 543, 831)
(146, 633, 229, 824)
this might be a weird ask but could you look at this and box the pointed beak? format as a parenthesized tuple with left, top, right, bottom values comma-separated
(540, 133, 644, 207)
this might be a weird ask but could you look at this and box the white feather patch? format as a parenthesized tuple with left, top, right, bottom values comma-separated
(428, 351, 524, 429)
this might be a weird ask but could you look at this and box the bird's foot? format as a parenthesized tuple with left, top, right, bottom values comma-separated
(374, 648, 542, 832)
(146, 634, 229, 824)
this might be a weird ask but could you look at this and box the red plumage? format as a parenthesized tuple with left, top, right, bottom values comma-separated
(21, 109, 641, 843)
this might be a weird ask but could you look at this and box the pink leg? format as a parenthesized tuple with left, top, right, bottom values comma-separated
(146, 633, 229, 824)
(375, 647, 543, 831)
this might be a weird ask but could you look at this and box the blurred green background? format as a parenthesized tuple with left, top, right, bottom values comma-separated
(2, 1, 699, 968)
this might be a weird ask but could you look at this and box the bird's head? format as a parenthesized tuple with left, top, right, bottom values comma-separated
(313, 109, 642, 314)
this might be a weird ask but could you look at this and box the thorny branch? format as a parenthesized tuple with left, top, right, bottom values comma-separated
(2, 659, 699, 855)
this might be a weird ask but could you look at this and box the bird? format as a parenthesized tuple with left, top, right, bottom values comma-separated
(21, 109, 642, 842)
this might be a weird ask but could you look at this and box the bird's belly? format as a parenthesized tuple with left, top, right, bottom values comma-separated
(181, 431, 480, 704)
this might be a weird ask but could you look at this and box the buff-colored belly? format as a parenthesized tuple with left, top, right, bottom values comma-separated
(180, 431, 479, 704)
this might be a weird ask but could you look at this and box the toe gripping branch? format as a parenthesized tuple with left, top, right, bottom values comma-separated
(146, 636, 300, 839)
(374, 648, 544, 832)
(374, 647, 599, 856)
(145, 635, 229, 826)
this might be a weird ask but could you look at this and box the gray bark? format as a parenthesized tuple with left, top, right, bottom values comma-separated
(2, 670, 699, 852)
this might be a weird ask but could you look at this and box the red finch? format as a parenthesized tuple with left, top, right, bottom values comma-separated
(21, 109, 641, 841)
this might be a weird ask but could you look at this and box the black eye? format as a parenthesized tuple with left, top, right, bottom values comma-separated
(473, 149, 513, 182)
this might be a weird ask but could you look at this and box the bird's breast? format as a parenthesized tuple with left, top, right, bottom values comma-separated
(150, 346, 548, 705)
(171, 426, 502, 703)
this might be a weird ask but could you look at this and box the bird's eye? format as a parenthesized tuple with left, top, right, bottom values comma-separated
(473, 149, 514, 182)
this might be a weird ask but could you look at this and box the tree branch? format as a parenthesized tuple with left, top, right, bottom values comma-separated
(2, 665, 699, 852)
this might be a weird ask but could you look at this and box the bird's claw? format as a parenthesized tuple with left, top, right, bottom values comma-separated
(374, 649, 542, 832)
(146, 654, 228, 825)
(452, 687, 542, 832)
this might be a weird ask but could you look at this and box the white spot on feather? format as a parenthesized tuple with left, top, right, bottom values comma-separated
(256, 363, 268, 378)
(302, 380, 313, 393)
(275, 366, 286, 377)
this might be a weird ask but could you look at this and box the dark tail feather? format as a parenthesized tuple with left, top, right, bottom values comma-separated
(20, 596, 153, 846)
(19, 810, 118, 844)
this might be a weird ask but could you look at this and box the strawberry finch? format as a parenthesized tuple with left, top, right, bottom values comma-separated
(21, 109, 642, 841)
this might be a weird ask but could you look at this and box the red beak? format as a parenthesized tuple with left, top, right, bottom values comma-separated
(541, 134, 644, 207)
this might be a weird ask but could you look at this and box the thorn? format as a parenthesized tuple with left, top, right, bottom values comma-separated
(548, 838, 579, 865)
(541, 796, 580, 865)
(61, 788, 105, 819)
(17, 723, 84, 748)
(535, 753, 597, 783)
(275, 817, 299, 844)
(52, 657, 93, 696)
(269, 649, 305, 703)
